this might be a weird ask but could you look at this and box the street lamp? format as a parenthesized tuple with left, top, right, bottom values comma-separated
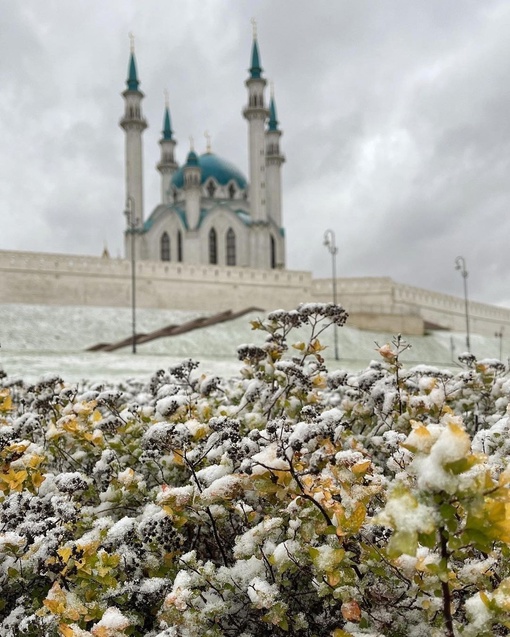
(323, 229, 339, 361)
(454, 256, 470, 353)
(125, 196, 138, 354)
(495, 327, 504, 361)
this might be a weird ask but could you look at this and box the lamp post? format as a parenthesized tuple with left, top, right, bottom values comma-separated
(323, 229, 339, 361)
(455, 256, 470, 353)
(125, 196, 138, 354)
(495, 327, 504, 361)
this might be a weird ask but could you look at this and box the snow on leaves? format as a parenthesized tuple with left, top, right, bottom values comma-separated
(1, 307, 510, 636)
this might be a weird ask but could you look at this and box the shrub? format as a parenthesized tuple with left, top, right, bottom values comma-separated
(1, 304, 510, 636)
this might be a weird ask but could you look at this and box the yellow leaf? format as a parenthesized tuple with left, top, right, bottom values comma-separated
(310, 339, 325, 353)
(5, 441, 29, 454)
(327, 572, 341, 587)
(59, 623, 77, 637)
(173, 451, 185, 466)
(332, 630, 354, 637)
(44, 598, 66, 616)
(483, 498, 510, 543)
(32, 472, 46, 488)
(57, 547, 73, 563)
(352, 460, 371, 476)
(26, 453, 45, 469)
(312, 374, 327, 388)
(0, 390, 12, 412)
(61, 416, 79, 433)
(0, 468, 28, 492)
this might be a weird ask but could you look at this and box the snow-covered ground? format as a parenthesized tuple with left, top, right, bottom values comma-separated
(0, 303, 507, 383)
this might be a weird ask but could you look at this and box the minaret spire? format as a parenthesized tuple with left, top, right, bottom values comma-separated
(249, 19, 263, 79)
(162, 90, 173, 140)
(157, 90, 178, 203)
(268, 82, 279, 131)
(127, 33, 140, 91)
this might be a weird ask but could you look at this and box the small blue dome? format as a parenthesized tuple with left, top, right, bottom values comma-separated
(172, 153, 247, 189)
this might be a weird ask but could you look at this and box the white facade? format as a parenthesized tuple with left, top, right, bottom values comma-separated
(122, 35, 285, 270)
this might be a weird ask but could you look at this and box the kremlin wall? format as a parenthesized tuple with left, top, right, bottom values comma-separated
(2, 249, 510, 337)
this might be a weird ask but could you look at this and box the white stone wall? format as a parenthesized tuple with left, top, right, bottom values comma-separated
(312, 277, 510, 336)
(2, 250, 510, 336)
(0, 250, 311, 313)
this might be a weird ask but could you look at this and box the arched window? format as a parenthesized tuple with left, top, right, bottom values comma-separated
(226, 228, 236, 266)
(206, 180, 216, 198)
(161, 232, 170, 261)
(209, 228, 217, 264)
(228, 183, 236, 199)
(270, 235, 276, 269)
(177, 230, 183, 262)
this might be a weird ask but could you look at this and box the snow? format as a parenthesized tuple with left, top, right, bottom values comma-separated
(106, 517, 137, 542)
(200, 474, 244, 503)
(250, 443, 290, 474)
(271, 539, 301, 569)
(234, 517, 284, 559)
(92, 606, 130, 632)
(378, 488, 437, 534)
(195, 460, 233, 486)
(458, 556, 496, 583)
(409, 416, 473, 493)
(247, 577, 279, 608)
(217, 556, 265, 588)
(1, 302, 504, 384)
(464, 592, 492, 633)
(0, 532, 26, 549)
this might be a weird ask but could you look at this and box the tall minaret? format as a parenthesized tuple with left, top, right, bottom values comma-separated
(156, 91, 178, 203)
(243, 21, 269, 224)
(265, 84, 285, 230)
(120, 34, 147, 225)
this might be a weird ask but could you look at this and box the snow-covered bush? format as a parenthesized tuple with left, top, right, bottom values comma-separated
(1, 304, 510, 636)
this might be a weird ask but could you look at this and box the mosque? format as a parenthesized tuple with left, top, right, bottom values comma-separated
(1, 31, 510, 339)
(121, 31, 286, 270)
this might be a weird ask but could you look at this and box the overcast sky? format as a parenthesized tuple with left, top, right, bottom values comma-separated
(1, 1, 510, 307)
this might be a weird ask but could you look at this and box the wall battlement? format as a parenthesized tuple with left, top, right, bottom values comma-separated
(1, 250, 509, 336)
(313, 277, 510, 335)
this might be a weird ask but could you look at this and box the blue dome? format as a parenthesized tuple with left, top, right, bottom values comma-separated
(172, 152, 247, 189)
